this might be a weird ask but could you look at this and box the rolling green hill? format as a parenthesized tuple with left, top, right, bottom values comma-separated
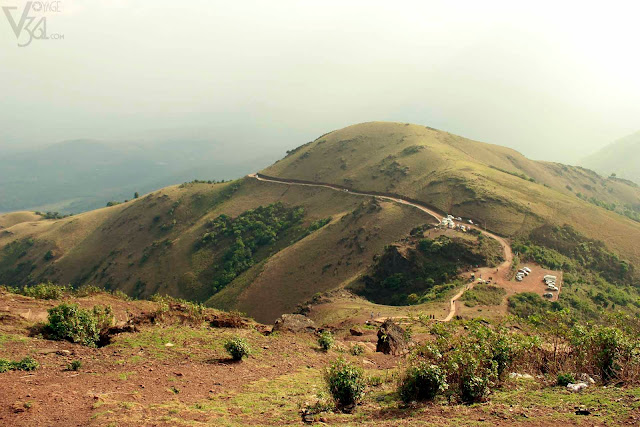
(1, 121, 639, 322)
(263, 122, 640, 267)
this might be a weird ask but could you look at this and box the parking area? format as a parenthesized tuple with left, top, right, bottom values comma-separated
(502, 265, 563, 302)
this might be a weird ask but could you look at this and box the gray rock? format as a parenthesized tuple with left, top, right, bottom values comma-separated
(272, 314, 317, 333)
(376, 319, 408, 355)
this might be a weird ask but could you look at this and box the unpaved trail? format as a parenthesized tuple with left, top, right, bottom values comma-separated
(250, 173, 515, 321)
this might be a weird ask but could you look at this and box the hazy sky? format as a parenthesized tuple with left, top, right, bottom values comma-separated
(1, 0, 639, 163)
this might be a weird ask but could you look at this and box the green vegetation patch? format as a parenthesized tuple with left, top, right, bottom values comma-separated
(45, 303, 114, 347)
(359, 234, 503, 305)
(461, 284, 506, 307)
(196, 202, 306, 294)
(0, 356, 39, 373)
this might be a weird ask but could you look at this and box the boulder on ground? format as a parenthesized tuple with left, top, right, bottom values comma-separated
(349, 326, 364, 336)
(272, 314, 317, 333)
(376, 319, 408, 355)
(567, 382, 589, 393)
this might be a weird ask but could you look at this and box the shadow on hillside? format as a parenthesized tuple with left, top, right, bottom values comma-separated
(205, 357, 243, 365)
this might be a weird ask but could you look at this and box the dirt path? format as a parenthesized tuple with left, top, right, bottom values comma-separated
(250, 173, 514, 321)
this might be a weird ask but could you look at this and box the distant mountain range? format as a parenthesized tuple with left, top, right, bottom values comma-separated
(581, 131, 640, 184)
(0, 138, 273, 214)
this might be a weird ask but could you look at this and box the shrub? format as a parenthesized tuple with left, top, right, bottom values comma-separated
(13, 356, 39, 371)
(458, 360, 495, 403)
(224, 336, 251, 361)
(325, 358, 366, 409)
(21, 282, 67, 299)
(67, 360, 83, 371)
(573, 325, 638, 382)
(398, 362, 448, 402)
(318, 331, 335, 351)
(0, 357, 39, 372)
(0, 359, 12, 373)
(350, 343, 364, 356)
(45, 303, 113, 347)
(557, 373, 575, 386)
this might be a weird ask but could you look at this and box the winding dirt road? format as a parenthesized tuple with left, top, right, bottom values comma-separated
(249, 173, 514, 321)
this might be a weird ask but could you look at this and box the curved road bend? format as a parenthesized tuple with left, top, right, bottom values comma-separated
(248, 173, 514, 321)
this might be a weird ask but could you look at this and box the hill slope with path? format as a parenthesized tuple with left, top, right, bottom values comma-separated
(263, 122, 640, 267)
(251, 173, 518, 321)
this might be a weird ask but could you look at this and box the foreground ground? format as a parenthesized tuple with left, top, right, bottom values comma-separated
(1, 291, 638, 426)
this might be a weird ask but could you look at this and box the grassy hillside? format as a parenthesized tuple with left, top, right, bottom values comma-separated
(581, 131, 640, 185)
(263, 122, 640, 267)
(0, 212, 42, 229)
(0, 178, 430, 322)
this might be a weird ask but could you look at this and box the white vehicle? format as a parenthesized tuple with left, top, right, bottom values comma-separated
(519, 269, 529, 276)
(544, 275, 557, 280)
(456, 217, 462, 221)
(447, 215, 454, 220)
(547, 286, 558, 291)
(523, 267, 532, 273)
(516, 276, 523, 282)
(543, 292, 553, 298)
(468, 220, 474, 224)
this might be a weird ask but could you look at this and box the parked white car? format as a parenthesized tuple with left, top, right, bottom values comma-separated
(523, 267, 532, 273)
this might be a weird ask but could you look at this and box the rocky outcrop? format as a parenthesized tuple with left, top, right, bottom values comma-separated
(376, 319, 408, 355)
(272, 314, 317, 333)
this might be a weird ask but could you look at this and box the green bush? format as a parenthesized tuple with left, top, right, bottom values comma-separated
(224, 336, 251, 361)
(572, 325, 638, 382)
(458, 359, 495, 403)
(318, 331, 335, 351)
(45, 303, 113, 347)
(0, 359, 12, 373)
(350, 343, 364, 356)
(67, 360, 83, 371)
(399, 362, 448, 402)
(325, 358, 366, 409)
(13, 356, 39, 371)
(21, 282, 67, 299)
(0, 356, 39, 372)
(557, 373, 575, 386)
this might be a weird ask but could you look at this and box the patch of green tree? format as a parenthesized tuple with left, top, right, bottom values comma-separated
(509, 224, 640, 323)
(197, 202, 306, 294)
(517, 224, 634, 285)
(35, 211, 72, 219)
(359, 235, 503, 305)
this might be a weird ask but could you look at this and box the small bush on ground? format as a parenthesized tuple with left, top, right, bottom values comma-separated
(410, 321, 536, 403)
(325, 358, 366, 410)
(0, 357, 39, 373)
(21, 282, 68, 299)
(318, 331, 334, 352)
(45, 303, 114, 347)
(224, 336, 251, 361)
(557, 373, 575, 386)
(398, 362, 448, 402)
(350, 343, 364, 356)
(67, 360, 83, 371)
